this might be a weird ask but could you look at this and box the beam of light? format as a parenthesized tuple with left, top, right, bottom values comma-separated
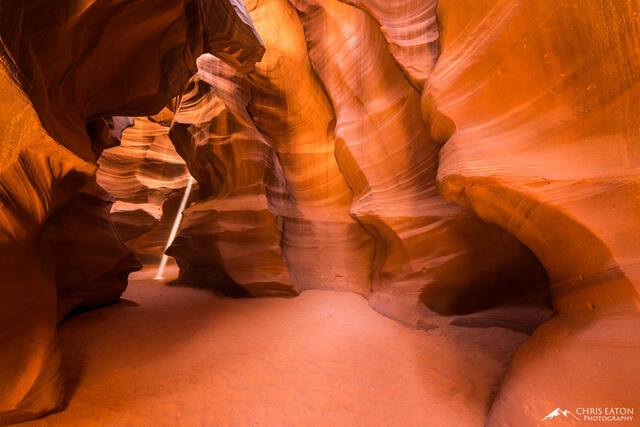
(154, 176, 194, 280)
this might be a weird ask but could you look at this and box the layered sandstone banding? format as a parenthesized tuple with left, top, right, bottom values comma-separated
(426, 0, 640, 423)
(0, 0, 265, 161)
(97, 117, 195, 262)
(289, 0, 548, 326)
(239, 0, 374, 295)
(168, 0, 548, 329)
(41, 178, 142, 321)
(169, 66, 295, 297)
(1, 0, 638, 425)
(169, 0, 376, 298)
(338, 0, 439, 88)
(0, 1, 264, 423)
(0, 70, 95, 424)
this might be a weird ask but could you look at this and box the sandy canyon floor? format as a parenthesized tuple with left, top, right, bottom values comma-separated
(19, 267, 528, 427)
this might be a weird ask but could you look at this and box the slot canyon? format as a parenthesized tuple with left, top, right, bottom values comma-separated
(0, 0, 639, 425)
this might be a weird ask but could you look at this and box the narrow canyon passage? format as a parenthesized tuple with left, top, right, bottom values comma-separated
(2, 0, 640, 425)
(20, 265, 527, 427)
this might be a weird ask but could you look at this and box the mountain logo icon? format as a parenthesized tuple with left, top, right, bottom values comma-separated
(541, 408, 580, 421)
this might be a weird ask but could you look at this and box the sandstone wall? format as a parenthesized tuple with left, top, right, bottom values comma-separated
(0, 1, 264, 423)
(424, 0, 640, 423)
(2, 0, 638, 424)
(97, 117, 195, 263)
(166, 0, 548, 330)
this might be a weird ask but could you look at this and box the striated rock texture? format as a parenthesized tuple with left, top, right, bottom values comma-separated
(339, 0, 439, 88)
(0, 0, 265, 161)
(0, 70, 95, 425)
(97, 117, 195, 262)
(0, 1, 264, 423)
(167, 0, 548, 329)
(41, 178, 142, 322)
(169, 0, 378, 299)
(1, 0, 638, 425)
(238, 0, 375, 295)
(290, 0, 548, 324)
(424, 0, 640, 424)
(169, 67, 295, 297)
(164, 0, 639, 422)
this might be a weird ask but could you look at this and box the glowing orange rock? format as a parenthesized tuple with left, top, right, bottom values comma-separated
(172, 0, 547, 327)
(97, 117, 195, 262)
(0, 70, 95, 424)
(427, 0, 640, 422)
(170, 0, 374, 297)
(0, 0, 265, 423)
(169, 64, 295, 296)
(338, 0, 439, 87)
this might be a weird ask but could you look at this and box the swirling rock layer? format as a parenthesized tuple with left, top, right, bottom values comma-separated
(0, 70, 95, 424)
(426, 0, 640, 423)
(291, 0, 548, 324)
(169, 66, 294, 296)
(168, 0, 548, 329)
(41, 178, 142, 322)
(97, 117, 195, 262)
(0, 0, 265, 161)
(169, 0, 377, 298)
(0, 0, 264, 423)
(165, 1, 640, 422)
(2, 0, 639, 424)
(338, 0, 439, 87)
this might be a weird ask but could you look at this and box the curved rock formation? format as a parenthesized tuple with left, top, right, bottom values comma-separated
(169, 66, 295, 297)
(41, 178, 142, 321)
(241, 0, 375, 295)
(2, 0, 638, 424)
(0, 1, 264, 423)
(169, 0, 376, 298)
(0, 69, 95, 425)
(0, 0, 265, 161)
(97, 117, 195, 262)
(163, 2, 639, 421)
(338, 0, 439, 88)
(165, 0, 548, 330)
(290, 0, 548, 325)
(425, 0, 640, 423)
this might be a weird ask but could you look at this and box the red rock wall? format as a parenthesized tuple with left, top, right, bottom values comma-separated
(293, 0, 547, 323)
(1, 0, 638, 424)
(97, 117, 195, 262)
(339, 0, 439, 87)
(169, 68, 295, 296)
(425, 0, 640, 422)
(0, 76, 95, 424)
(165, 0, 548, 329)
(0, 1, 264, 423)
(163, 0, 639, 421)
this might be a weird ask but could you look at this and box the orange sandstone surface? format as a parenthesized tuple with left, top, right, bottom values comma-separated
(97, 117, 195, 262)
(1, 0, 639, 425)
(0, 1, 264, 424)
(427, 0, 640, 422)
